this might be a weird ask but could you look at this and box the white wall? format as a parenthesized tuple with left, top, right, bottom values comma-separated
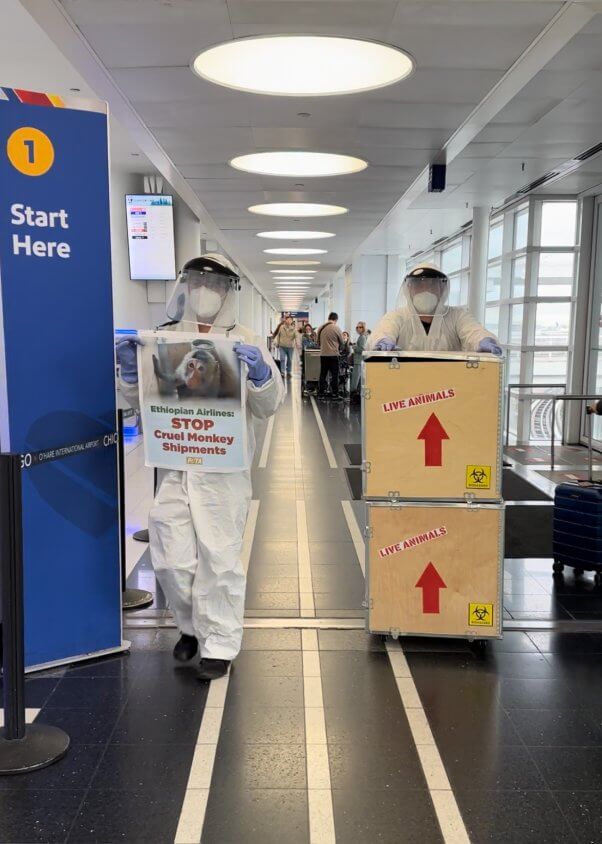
(348, 255, 388, 335)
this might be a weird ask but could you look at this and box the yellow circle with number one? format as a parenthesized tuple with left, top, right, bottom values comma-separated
(6, 127, 54, 176)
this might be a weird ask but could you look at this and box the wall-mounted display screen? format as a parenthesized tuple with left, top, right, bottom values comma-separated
(126, 194, 176, 280)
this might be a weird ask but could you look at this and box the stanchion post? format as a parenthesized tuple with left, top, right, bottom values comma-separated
(0, 454, 70, 774)
(1, 454, 25, 742)
(117, 411, 153, 611)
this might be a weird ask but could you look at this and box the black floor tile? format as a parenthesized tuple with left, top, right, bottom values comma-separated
(318, 630, 384, 651)
(331, 788, 442, 844)
(244, 591, 300, 610)
(210, 744, 306, 790)
(499, 678, 579, 709)
(328, 741, 425, 789)
(320, 651, 401, 710)
(245, 575, 299, 593)
(455, 789, 576, 844)
(553, 790, 602, 844)
(0, 789, 84, 843)
(109, 702, 204, 745)
(240, 629, 301, 651)
(528, 632, 602, 654)
(44, 677, 132, 711)
(36, 707, 121, 745)
(0, 678, 61, 708)
(310, 541, 357, 566)
(90, 744, 195, 792)
(0, 746, 103, 792)
(248, 542, 298, 568)
(202, 789, 309, 844)
(226, 675, 304, 708)
(311, 568, 364, 593)
(324, 703, 414, 747)
(314, 592, 363, 610)
(233, 650, 302, 677)
(508, 709, 602, 747)
(64, 652, 145, 678)
(530, 747, 602, 790)
(127, 665, 206, 708)
(426, 703, 522, 747)
(220, 705, 305, 745)
(440, 744, 546, 790)
(67, 788, 183, 843)
(487, 632, 539, 653)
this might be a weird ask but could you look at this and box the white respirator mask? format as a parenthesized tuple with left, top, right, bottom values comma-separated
(189, 287, 223, 320)
(412, 291, 439, 315)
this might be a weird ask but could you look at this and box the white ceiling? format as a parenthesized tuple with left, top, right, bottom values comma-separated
(13, 1, 602, 306)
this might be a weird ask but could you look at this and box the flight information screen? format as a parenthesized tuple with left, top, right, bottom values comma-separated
(126, 194, 176, 280)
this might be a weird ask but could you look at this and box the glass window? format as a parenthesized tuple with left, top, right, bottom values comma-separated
(488, 222, 503, 259)
(510, 305, 524, 344)
(514, 208, 529, 250)
(534, 302, 572, 346)
(537, 252, 575, 296)
(441, 242, 462, 275)
(540, 201, 577, 247)
(507, 350, 521, 381)
(485, 306, 500, 334)
(511, 256, 526, 298)
(532, 350, 569, 382)
(486, 263, 502, 302)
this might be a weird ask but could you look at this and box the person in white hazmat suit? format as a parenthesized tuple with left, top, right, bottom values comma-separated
(370, 263, 502, 355)
(116, 255, 284, 680)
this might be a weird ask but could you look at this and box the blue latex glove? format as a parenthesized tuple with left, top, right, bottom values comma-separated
(478, 337, 503, 356)
(374, 336, 396, 351)
(234, 343, 272, 387)
(116, 336, 143, 384)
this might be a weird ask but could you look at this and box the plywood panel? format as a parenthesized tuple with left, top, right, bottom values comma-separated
(363, 354, 503, 500)
(368, 503, 503, 638)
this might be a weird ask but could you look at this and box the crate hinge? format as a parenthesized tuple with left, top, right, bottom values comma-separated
(362, 460, 371, 473)
(466, 355, 480, 369)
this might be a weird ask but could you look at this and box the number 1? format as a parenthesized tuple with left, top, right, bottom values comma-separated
(24, 139, 35, 163)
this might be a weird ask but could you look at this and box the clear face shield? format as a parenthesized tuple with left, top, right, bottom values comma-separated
(166, 267, 238, 329)
(398, 267, 450, 318)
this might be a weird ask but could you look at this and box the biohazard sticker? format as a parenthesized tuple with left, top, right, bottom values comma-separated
(466, 465, 491, 489)
(468, 603, 494, 626)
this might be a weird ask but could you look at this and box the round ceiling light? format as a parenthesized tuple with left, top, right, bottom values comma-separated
(266, 260, 321, 266)
(230, 151, 367, 178)
(257, 230, 334, 240)
(249, 203, 348, 218)
(270, 269, 316, 274)
(274, 277, 313, 281)
(264, 247, 327, 255)
(192, 36, 414, 97)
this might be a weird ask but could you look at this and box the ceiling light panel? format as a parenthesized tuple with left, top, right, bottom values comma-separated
(249, 203, 348, 218)
(230, 151, 367, 178)
(257, 230, 335, 240)
(269, 269, 316, 274)
(192, 36, 414, 97)
(264, 248, 327, 255)
(266, 260, 321, 266)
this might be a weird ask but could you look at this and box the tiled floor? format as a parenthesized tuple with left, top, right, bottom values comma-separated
(3, 377, 602, 843)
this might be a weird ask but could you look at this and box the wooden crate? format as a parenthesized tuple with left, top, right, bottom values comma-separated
(367, 501, 504, 638)
(362, 352, 503, 500)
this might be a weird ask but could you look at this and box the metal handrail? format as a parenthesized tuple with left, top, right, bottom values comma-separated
(550, 394, 601, 472)
(505, 383, 566, 447)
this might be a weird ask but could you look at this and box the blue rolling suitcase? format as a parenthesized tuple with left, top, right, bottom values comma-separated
(553, 483, 602, 584)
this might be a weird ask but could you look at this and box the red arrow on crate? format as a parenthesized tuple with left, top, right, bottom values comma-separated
(415, 562, 447, 614)
(417, 412, 449, 467)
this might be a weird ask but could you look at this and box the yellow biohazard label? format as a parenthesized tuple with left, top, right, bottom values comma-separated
(468, 603, 494, 626)
(466, 465, 491, 489)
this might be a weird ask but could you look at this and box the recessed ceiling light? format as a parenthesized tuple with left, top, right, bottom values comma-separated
(250, 203, 347, 218)
(269, 269, 316, 274)
(230, 151, 367, 178)
(254, 203, 347, 219)
(192, 36, 414, 96)
(257, 230, 334, 240)
(266, 260, 321, 266)
(264, 247, 327, 255)
(274, 277, 313, 281)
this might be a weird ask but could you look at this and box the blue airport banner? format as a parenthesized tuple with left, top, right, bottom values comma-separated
(0, 88, 121, 669)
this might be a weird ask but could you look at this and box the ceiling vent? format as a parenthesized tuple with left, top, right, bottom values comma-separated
(574, 142, 602, 162)
(505, 140, 602, 205)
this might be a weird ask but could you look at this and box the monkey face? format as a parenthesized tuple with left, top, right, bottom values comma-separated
(176, 347, 220, 395)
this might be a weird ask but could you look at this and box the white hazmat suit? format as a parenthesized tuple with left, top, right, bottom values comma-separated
(120, 256, 283, 663)
(370, 264, 499, 352)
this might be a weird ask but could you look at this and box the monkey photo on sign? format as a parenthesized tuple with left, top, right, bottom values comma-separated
(150, 338, 239, 400)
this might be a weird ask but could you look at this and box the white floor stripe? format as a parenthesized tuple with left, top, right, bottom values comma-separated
(174, 498, 259, 844)
(257, 414, 275, 469)
(343, 504, 470, 844)
(296, 499, 315, 618)
(302, 628, 336, 844)
(292, 379, 303, 473)
(341, 500, 365, 576)
(0, 708, 39, 728)
(310, 397, 338, 469)
(385, 641, 471, 843)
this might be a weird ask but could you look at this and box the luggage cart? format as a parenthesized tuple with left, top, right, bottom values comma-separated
(302, 348, 321, 397)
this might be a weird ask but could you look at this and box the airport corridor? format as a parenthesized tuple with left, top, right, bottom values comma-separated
(2, 372, 602, 844)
